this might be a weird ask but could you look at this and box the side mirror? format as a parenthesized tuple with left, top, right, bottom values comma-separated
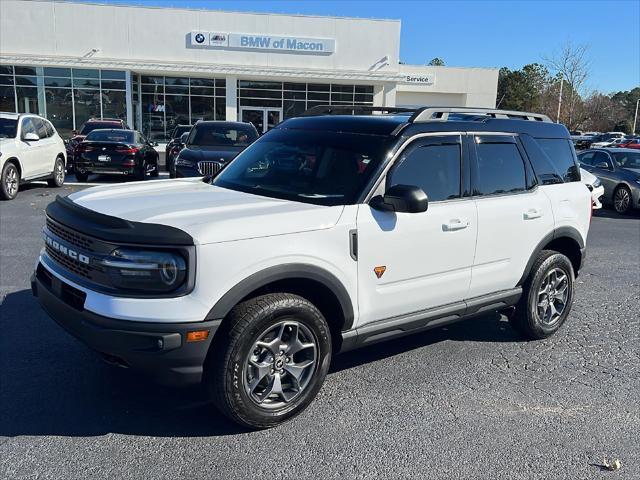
(595, 161, 611, 169)
(152, 141, 159, 147)
(370, 184, 429, 213)
(72, 129, 79, 136)
(24, 132, 40, 142)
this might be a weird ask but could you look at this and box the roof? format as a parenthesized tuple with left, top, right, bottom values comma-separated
(278, 115, 409, 136)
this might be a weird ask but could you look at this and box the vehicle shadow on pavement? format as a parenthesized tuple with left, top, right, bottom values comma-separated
(1, 289, 519, 439)
(331, 312, 521, 373)
(0, 289, 246, 438)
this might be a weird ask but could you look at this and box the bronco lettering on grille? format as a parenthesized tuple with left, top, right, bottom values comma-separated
(44, 232, 90, 265)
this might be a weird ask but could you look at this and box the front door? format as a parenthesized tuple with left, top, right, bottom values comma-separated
(240, 107, 282, 134)
(356, 134, 477, 327)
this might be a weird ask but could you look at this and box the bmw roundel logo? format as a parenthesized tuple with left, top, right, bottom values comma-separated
(195, 33, 206, 44)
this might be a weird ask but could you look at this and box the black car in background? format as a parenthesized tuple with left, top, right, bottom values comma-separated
(74, 129, 160, 182)
(165, 124, 193, 173)
(67, 118, 130, 172)
(173, 121, 258, 178)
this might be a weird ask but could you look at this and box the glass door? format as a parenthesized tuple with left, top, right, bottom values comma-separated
(240, 107, 281, 134)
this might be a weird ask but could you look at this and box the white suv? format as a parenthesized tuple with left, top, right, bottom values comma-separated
(1, 112, 66, 200)
(32, 107, 591, 428)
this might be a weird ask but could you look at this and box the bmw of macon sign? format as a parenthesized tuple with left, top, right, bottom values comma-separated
(190, 31, 336, 54)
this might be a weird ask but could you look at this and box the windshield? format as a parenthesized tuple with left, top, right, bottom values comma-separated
(612, 151, 640, 169)
(80, 122, 120, 135)
(213, 129, 390, 206)
(0, 118, 18, 138)
(188, 124, 258, 147)
(85, 130, 135, 143)
(172, 126, 191, 139)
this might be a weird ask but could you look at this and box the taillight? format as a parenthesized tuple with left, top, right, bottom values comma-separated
(115, 147, 139, 155)
(75, 144, 94, 153)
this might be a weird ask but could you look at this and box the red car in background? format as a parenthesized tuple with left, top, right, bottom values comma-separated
(617, 138, 640, 149)
(67, 118, 129, 171)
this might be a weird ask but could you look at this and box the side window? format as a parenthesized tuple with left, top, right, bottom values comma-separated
(474, 136, 526, 195)
(33, 118, 47, 139)
(20, 117, 37, 138)
(535, 138, 580, 182)
(592, 151, 612, 168)
(44, 120, 55, 138)
(577, 151, 595, 165)
(388, 138, 462, 202)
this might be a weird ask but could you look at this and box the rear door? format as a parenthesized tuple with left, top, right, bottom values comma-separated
(356, 134, 478, 326)
(469, 134, 554, 298)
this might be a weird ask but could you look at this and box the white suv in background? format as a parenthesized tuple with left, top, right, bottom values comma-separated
(0, 112, 66, 200)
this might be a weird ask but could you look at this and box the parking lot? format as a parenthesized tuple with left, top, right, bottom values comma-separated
(0, 179, 638, 480)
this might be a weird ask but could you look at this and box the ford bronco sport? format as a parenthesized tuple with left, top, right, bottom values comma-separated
(32, 106, 591, 428)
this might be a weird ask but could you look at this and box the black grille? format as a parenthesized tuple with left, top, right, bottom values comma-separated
(197, 161, 223, 176)
(46, 218, 95, 252)
(45, 244, 92, 279)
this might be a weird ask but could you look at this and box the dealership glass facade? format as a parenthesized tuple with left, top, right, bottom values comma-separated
(1, 64, 375, 141)
(133, 74, 226, 142)
(0, 65, 126, 137)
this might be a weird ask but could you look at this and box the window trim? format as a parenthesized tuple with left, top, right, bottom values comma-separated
(469, 132, 537, 199)
(384, 135, 465, 204)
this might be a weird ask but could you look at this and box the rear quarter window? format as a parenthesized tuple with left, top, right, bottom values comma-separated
(535, 138, 580, 183)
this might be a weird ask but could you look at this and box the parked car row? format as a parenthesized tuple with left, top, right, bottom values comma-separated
(571, 131, 639, 150)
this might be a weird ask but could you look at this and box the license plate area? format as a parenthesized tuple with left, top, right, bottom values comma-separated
(98, 154, 110, 162)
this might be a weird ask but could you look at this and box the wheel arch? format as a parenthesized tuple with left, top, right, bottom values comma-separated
(205, 263, 355, 347)
(3, 157, 22, 177)
(517, 227, 585, 286)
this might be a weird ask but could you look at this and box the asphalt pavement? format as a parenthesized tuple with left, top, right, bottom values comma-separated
(1, 179, 639, 479)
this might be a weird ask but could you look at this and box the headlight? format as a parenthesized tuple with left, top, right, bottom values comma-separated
(103, 248, 187, 293)
(593, 177, 601, 188)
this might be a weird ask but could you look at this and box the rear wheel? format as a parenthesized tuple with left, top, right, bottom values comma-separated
(75, 171, 89, 183)
(1, 162, 20, 200)
(205, 293, 332, 429)
(47, 157, 65, 187)
(134, 163, 146, 181)
(613, 185, 632, 214)
(510, 250, 574, 339)
(150, 159, 159, 178)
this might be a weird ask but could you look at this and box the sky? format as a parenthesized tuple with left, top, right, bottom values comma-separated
(69, 0, 639, 93)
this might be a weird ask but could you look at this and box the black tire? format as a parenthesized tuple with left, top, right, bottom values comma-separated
(613, 185, 632, 214)
(510, 250, 575, 340)
(205, 293, 332, 429)
(1, 162, 20, 200)
(47, 156, 65, 188)
(150, 160, 159, 178)
(75, 171, 89, 183)
(133, 163, 146, 181)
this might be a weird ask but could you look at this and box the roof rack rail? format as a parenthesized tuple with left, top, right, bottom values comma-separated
(409, 107, 552, 123)
(302, 105, 417, 116)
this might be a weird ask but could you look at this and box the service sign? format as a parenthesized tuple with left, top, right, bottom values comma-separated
(403, 73, 436, 85)
(190, 31, 335, 54)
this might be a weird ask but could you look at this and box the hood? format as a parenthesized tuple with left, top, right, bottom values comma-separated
(179, 145, 242, 163)
(67, 178, 344, 245)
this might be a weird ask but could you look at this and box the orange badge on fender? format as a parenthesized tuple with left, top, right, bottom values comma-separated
(374, 266, 386, 279)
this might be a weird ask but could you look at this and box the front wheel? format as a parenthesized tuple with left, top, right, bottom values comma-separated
(510, 250, 575, 340)
(47, 157, 65, 187)
(613, 185, 632, 214)
(1, 162, 20, 200)
(205, 293, 332, 429)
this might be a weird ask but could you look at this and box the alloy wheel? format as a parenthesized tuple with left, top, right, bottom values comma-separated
(536, 267, 569, 325)
(55, 160, 65, 184)
(614, 187, 630, 213)
(4, 166, 18, 197)
(244, 320, 318, 409)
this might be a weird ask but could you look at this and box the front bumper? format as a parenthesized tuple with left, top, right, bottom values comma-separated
(32, 263, 221, 387)
(175, 164, 201, 178)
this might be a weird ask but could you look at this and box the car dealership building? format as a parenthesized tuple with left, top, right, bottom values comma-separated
(0, 0, 498, 140)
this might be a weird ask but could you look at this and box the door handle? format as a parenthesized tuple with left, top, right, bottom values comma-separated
(443, 218, 469, 231)
(523, 208, 542, 220)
